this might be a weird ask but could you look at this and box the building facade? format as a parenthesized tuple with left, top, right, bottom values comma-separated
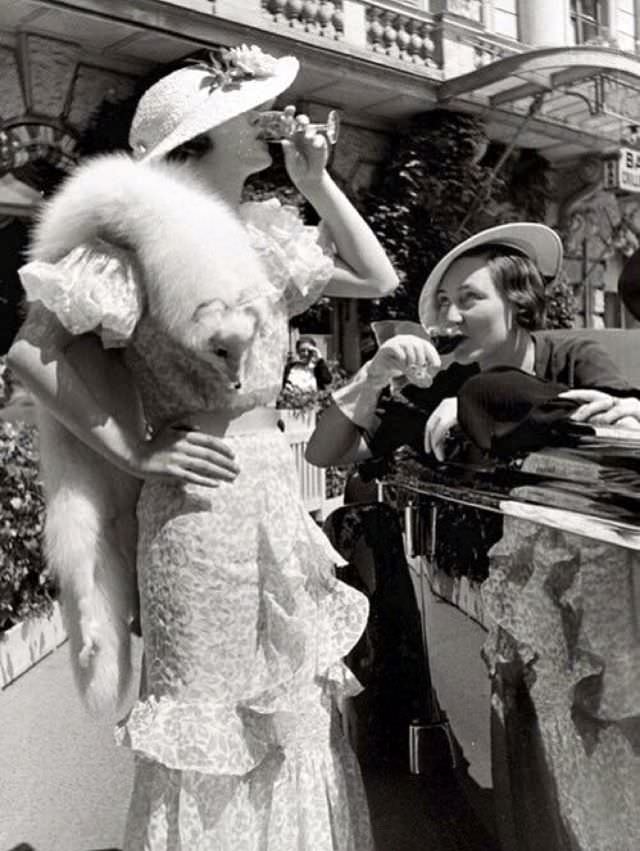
(1, 0, 640, 361)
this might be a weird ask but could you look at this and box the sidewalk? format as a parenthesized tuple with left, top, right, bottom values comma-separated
(0, 642, 138, 851)
(0, 594, 496, 851)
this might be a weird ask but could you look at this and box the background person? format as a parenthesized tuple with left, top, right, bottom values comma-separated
(282, 334, 332, 392)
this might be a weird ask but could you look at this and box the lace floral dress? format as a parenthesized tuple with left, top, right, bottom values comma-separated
(20, 199, 373, 851)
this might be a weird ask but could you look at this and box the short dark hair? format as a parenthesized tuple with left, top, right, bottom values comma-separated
(462, 244, 546, 330)
(165, 132, 213, 163)
(297, 335, 317, 349)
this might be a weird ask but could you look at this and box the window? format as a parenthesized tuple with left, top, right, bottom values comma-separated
(615, 0, 636, 52)
(491, 0, 518, 39)
(446, 0, 483, 23)
(570, 0, 605, 43)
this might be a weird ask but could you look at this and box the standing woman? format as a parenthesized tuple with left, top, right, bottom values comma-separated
(8, 46, 397, 850)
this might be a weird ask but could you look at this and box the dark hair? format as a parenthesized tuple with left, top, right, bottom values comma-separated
(165, 132, 214, 163)
(297, 335, 317, 348)
(461, 244, 547, 330)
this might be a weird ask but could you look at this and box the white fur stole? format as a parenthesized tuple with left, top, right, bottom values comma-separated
(30, 155, 271, 716)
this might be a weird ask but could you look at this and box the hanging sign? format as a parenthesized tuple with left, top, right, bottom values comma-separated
(603, 147, 640, 193)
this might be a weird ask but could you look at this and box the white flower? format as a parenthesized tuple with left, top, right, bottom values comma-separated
(228, 45, 277, 79)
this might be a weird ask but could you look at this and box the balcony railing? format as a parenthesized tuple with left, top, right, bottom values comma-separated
(261, 0, 345, 40)
(365, 3, 438, 67)
(158, 0, 535, 78)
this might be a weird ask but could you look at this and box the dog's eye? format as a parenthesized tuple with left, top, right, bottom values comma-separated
(214, 347, 229, 359)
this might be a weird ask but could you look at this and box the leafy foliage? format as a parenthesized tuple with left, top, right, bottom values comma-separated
(0, 358, 13, 406)
(358, 110, 495, 320)
(0, 417, 52, 631)
(544, 269, 577, 329)
(0, 358, 52, 630)
(358, 110, 575, 329)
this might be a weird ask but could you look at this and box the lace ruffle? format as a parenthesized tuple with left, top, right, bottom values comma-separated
(240, 199, 334, 317)
(117, 501, 367, 774)
(19, 240, 143, 348)
(115, 696, 269, 774)
(123, 703, 374, 850)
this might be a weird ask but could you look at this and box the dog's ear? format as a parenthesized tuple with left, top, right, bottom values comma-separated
(191, 298, 226, 324)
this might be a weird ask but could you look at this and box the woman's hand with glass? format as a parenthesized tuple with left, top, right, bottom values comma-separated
(367, 334, 441, 387)
(280, 107, 331, 192)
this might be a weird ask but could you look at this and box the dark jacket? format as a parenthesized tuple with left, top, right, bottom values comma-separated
(366, 331, 636, 459)
(282, 357, 332, 391)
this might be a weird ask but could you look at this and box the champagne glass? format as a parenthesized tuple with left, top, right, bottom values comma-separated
(404, 324, 466, 387)
(257, 109, 340, 145)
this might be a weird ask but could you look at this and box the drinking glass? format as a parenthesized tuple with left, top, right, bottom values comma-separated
(257, 109, 340, 145)
(404, 325, 466, 387)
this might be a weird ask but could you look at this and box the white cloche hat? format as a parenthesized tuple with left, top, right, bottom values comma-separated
(418, 223, 563, 329)
(129, 44, 299, 162)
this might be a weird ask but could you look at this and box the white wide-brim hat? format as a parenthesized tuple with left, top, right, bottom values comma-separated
(418, 223, 563, 329)
(129, 45, 299, 162)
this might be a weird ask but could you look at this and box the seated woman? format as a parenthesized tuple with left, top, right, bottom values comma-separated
(306, 222, 640, 468)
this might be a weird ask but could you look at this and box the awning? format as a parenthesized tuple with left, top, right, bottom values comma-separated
(439, 46, 640, 162)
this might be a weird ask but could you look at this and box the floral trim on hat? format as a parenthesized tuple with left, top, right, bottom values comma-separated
(188, 44, 278, 94)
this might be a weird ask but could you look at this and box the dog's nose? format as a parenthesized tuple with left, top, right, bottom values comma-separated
(234, 381, 242, 390)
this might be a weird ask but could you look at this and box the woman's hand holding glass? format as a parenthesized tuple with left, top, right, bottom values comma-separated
(367, 334, 441, 387)
(280, 107, 330, 192)
(132, 422, 240, 487)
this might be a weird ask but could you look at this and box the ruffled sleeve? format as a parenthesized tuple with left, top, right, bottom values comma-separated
(18, 239, 144, 348)
(240, 199, 335, 317)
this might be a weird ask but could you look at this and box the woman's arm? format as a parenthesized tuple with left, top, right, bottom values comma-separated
(305, 402, 372, 467)
(306, 334, 441, 467)
(302, 172, 398, 298)
(555, 337, 640, 427)
(558, 388, 640, 428)
(281, 126, 398, 298)
(8, 305, 240, 486)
